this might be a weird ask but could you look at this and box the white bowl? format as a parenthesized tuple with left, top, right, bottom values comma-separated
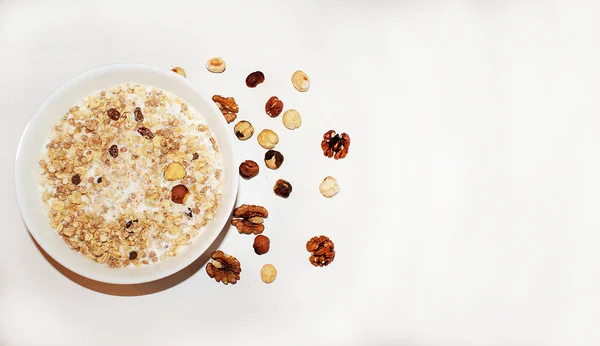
(15, 63, 238, 284)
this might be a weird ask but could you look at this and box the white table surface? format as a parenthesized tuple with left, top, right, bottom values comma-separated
(2, 1, 600, 345)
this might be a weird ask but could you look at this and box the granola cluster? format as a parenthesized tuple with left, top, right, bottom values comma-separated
(39, 84, 223, 268)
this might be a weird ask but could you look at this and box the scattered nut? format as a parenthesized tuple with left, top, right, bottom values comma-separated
(239, 160, 259, 179)
(212, 95, 239, 123)
(171, 184, 190, 204)
(257, 129, 279, 149)
(171, 66, 186, 77)
(232, 205, 268, 234)
(71, 174, 81, 185)
(206, 250, 241, 285)
(291, 70, 310, 92)
(134, 107, 144, 122)
(260, 264, 277, 284)
(164, 162, 187, 181)
(264, 150, 284, 170)
(306, 235, 335, 267)
(107, 108, 121, 121)
(319, 176, 340, 198)
(137, 127, 155, 140)
(273, 179, 292, 198)
(253, 235, 270, 255)
(232, 220, 264, 235)
(265, 96, 284, 118)
(234, 121, 254, 141)
(282, 109, 302, 130)
(321, 130, 350, 159)
(246, 71, 265, 88)
(206, 57, 226, 73)
(233, 205, 269, 219)
(109, 144, 118, 158)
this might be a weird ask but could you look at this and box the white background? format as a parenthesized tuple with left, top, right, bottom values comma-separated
(1, 0, 600, 345)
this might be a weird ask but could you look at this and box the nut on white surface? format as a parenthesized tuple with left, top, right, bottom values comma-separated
(319, 176, 340, 198)
(260, 263, 277, 284)
(257, 129, 279, 149)
(282, 109, 302, 130)
(291, 70, 310, 92)
(206, 57, 226, 73)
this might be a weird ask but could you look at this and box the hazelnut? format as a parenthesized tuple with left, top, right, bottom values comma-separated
(239, 160, 259, 179)
(246, 71, 265, 88)
(164, 162, 187, 181)
(282, 109, 302, 130)
(234, 121, 254, 141)
(206, 57, 226, 73)
(273, 179, 292, 198)
(171, 184, 190, 204)
(257, 129, 279, 149)
(264, 150, 284, 170)
(319, 176, 340, 198)
(291, 70, 310, 92)
(265, 96, 284, 118)
(171, 66, 186, 77)
(260, 264, 277, 284)
(253, 235, 270, 255)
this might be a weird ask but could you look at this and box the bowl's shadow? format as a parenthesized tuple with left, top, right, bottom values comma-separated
(29, 216, 231, 296)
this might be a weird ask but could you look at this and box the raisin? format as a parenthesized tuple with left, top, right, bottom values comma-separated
(109, 144, 118, 158)
(126, 220, 132, 228)
(134, 107, 144, 122)
(137, 127, 154, 139)
(192, 152, 199, 160)
(71, 174, 81, 185)
(185, 208, 193, 218)
(97, 177, 103, 183)
(107, 108, 120, 121)
(129, 251, 138, 260)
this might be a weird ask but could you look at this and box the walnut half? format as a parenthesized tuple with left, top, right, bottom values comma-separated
(212, 95, 239, 123)
(231, 205, 268, 234)
(205, 250, 241, 285)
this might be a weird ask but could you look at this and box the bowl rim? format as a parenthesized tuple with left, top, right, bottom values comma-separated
(14, 62, 239, 284)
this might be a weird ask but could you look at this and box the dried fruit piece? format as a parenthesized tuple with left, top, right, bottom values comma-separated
(257, 129, 279, 149)
(206, 250, 241, 285)
(109, 144, 118, 158)
(107, 108, 121, 121)
(321, 130, 350, 159)
(212, 95, 239, 123)
(134, 107, 144, 122)
(234, 120, 254, 141)
(273, 179, 292, 198)
(164, 162, 187, 181)
(171, 184, 190, 204)
(71, 174, 81, 185)
(253, 235, 270, 255)
(282, 109, 302, 130)
(171, 66, 186, 77)
(137, 127, 155, 139)
(246, 71, 265, 88)
(319, 176, 340, 198)
(206, 57, 226, 73)
(239, 160, 259, 179)
(306, 235, 335, 267)
(264, 150, 284, 170)
(291, 70, 310, 92)
(265, 96, 284, 118)
(260, 264, 277, 284)
(232, 204, 269, 235)
(129, 251, 138, 260)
